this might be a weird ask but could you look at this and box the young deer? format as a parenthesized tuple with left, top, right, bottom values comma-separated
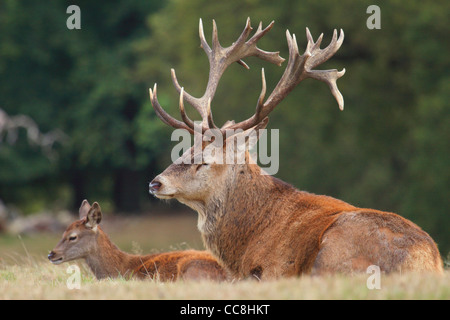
(48, 200, 227, 281)
(147, 18, 443, 279)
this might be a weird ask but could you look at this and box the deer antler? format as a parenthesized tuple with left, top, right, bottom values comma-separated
(227, 27, 345, 132)
(149, 18, 285, 133)
(149, 20, 345, 135)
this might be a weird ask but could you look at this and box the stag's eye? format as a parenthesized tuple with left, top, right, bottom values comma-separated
(68, 235, 78, 242)
(195, 163, 209, 172)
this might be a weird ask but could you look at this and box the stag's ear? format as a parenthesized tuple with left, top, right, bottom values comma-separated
(250, 117, 269, 135)
(223, 117, 269, 164)
(224, 117, 268, 146)
(79, 200, 91, 220)
(85, 202, 102, 230)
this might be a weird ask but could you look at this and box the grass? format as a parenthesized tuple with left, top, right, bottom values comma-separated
(0, 257, 448, 299)
(0, 213, 449, 300)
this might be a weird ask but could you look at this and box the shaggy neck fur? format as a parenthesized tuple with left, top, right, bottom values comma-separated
(199, 164, 357, 279)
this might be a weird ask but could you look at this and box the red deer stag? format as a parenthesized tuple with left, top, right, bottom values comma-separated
(148, 18, 443, 279)
(48, 200, 227, 281)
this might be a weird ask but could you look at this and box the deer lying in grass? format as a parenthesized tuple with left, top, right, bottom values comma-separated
(48, 200, 227, 281)
(148, 18, 443, 279)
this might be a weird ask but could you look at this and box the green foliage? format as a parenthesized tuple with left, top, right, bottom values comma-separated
(0, 1, 448, 252)
(0, 0, 167, 211)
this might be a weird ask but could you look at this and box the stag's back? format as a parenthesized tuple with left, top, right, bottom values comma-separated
(204, 171, 443, 278)
(313, 210, 443, 274)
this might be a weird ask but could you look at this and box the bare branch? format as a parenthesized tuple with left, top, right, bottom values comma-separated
(0, 108, 67, 158)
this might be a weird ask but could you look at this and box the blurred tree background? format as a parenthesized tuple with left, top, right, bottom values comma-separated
(0, 0, 448, 255)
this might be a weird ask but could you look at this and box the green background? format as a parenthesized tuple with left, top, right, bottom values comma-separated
(0, 0, 448, 256)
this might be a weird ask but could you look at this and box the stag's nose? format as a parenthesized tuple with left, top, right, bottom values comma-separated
(48, 251, 56, 260)
(149, 179, 162, 194)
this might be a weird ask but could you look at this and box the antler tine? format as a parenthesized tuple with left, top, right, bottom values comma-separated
(178, 87, 196, 130)
(149, 85, 169, 126)
(290, 32, 301, 58)
(306, 27, 323, 52)
(170, 69, 204, 117)
(149, 85, 194, 134)
(255, 68, 267, 119)
(178, 87, 218, 133)
(206, 98, 219, 130)
(234, 18, 253, 69)
(235, 17, 253, 47)
(211, 19, 221, 53)
(199, 18, 211, 53)
(308, 68, 346, 110)
(248, 21, 271, 45)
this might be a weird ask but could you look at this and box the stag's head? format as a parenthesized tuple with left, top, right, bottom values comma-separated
(149, 18, 345, 216)
(48, 200, 102, 264)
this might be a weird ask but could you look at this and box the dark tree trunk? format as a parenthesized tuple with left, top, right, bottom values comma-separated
(71, 170, 86, 211)
(113, 168, 142, 213)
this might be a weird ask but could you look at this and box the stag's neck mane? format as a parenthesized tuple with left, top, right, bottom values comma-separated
(198, 164, 357, 277)
(191, 165, 274, 234)
(199, 164, 294, 255)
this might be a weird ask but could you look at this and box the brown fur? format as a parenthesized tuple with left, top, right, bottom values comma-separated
(152, 161, 443, 280)
(313, 210, 443, 274)
(49, 201, 228, 281)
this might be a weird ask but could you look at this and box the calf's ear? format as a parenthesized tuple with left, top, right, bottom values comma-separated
(85, 202, 102, 229)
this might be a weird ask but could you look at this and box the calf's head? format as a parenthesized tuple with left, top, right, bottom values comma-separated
(48, 200, 102, 264)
